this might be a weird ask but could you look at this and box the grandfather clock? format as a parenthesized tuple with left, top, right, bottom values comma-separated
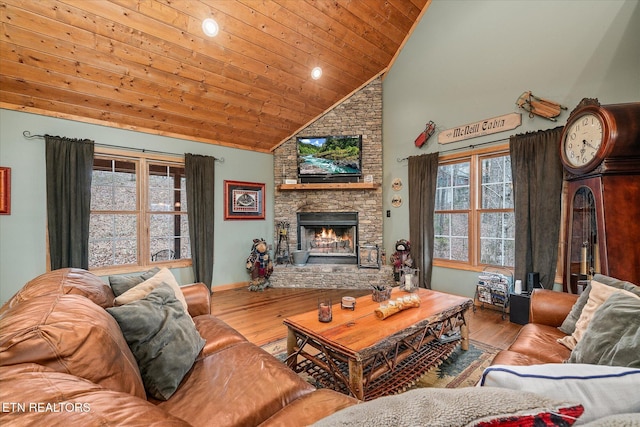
(560, 98, 640, 293)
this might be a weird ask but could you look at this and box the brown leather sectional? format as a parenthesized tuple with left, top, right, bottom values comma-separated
(0, 269, 356, 426)
(491, 288, 579, 366)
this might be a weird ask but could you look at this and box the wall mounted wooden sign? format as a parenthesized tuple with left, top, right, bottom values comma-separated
(438, 113, 521, 144)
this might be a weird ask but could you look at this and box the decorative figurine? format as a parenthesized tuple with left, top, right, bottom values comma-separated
(390, 239, 413, 282)
(246, 238, 274, 291)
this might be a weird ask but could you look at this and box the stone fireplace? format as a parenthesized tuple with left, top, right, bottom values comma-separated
(270, 77, 392, 289)
(298, 212, 358, 264)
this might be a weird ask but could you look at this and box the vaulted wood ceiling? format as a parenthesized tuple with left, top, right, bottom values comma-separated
(1, 0, 429, 153)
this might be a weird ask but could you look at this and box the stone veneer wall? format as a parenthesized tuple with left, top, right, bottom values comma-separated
(271, 78, 393, 289)
(269, 263, 394, 290)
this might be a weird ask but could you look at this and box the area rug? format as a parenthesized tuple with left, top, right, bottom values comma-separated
(411, 340, 500, 389)
(261, 338, 501, 390)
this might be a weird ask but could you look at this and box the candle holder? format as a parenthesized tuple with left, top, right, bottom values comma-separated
(400, 267, 419, 292)
(318, 298, 333, 323)
(341, 296, 356, 310)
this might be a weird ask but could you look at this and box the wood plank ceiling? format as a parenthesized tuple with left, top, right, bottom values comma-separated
(1, 0, 429, 153)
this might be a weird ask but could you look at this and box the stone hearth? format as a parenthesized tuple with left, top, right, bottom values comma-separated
(269, 264, 394, 290)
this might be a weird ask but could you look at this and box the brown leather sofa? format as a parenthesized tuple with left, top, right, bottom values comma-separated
(491, 288, 579, 366)
(0, 268, 356, 426)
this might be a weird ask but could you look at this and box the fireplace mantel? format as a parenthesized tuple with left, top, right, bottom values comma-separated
(277, 182, 380, 191)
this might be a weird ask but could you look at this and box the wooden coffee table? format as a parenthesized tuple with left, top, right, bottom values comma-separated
(283, 288, 473, 400)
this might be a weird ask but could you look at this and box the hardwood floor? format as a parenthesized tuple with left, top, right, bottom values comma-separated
(211, 287, 522, 349)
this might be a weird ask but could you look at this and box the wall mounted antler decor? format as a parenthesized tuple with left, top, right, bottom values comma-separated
(516, 91, 567, 121)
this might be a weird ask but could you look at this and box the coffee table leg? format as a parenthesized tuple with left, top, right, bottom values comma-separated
(286, 328, 298, 369)
(460, 307, 470, 351)
(348, 358, 364, 400)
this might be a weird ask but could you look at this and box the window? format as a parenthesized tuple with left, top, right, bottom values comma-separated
(89, 151, 191, 273)
(434, 147, 514, 269)
(434, 162, 470, 262)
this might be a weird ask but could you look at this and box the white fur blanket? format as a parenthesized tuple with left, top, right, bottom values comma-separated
(313, 387, 584, 427)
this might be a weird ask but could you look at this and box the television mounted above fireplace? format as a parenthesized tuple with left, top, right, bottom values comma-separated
(297, 135, 362, 183)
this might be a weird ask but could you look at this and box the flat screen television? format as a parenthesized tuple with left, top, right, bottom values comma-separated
(297, 135, 362, 183)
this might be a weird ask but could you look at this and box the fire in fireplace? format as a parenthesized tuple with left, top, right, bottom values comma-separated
(307, 227, 353, 253)
(297, 212, 358, 264)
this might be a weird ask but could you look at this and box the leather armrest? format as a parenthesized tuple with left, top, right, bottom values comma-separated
(529, 289, 578, 327)
(181, 282, 211, 317)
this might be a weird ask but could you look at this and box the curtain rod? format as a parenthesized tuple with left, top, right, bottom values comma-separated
(22, 131, 225, 163)
(396, 137, 510, 162)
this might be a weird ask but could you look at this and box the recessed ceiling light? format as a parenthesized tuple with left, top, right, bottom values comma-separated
(311, 67, 322, 80)
(202, 18, 219, 37)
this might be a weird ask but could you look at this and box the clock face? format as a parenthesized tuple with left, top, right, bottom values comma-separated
(563, 113, 604, 168)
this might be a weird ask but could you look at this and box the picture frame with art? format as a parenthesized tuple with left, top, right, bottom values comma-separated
(223, 180, 265, 220)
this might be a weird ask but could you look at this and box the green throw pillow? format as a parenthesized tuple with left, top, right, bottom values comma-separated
(109, 268, 160, 297)
(107, 283, 205, 400)
(568, 292, 640, 367)
(559, 274, 639, 335)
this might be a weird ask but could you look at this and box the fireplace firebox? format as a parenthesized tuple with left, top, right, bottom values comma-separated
(297, 212, 358, 264)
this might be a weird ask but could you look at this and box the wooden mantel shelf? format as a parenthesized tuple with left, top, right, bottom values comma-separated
(277, 182, 380, 191)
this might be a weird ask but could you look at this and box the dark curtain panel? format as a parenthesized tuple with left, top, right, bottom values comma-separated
(45, 135, 94, 270)
(185, 154, 215, 290)
(510, 127, 564, 289)
(408, 152, 439, 289)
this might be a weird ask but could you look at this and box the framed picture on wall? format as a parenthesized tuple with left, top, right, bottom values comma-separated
(223, 180, 265, 220)
(0, 167, 10, 215)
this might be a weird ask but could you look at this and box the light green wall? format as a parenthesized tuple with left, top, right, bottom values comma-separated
(382, 0, 640, 298)
(0, 109, 274, 304)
